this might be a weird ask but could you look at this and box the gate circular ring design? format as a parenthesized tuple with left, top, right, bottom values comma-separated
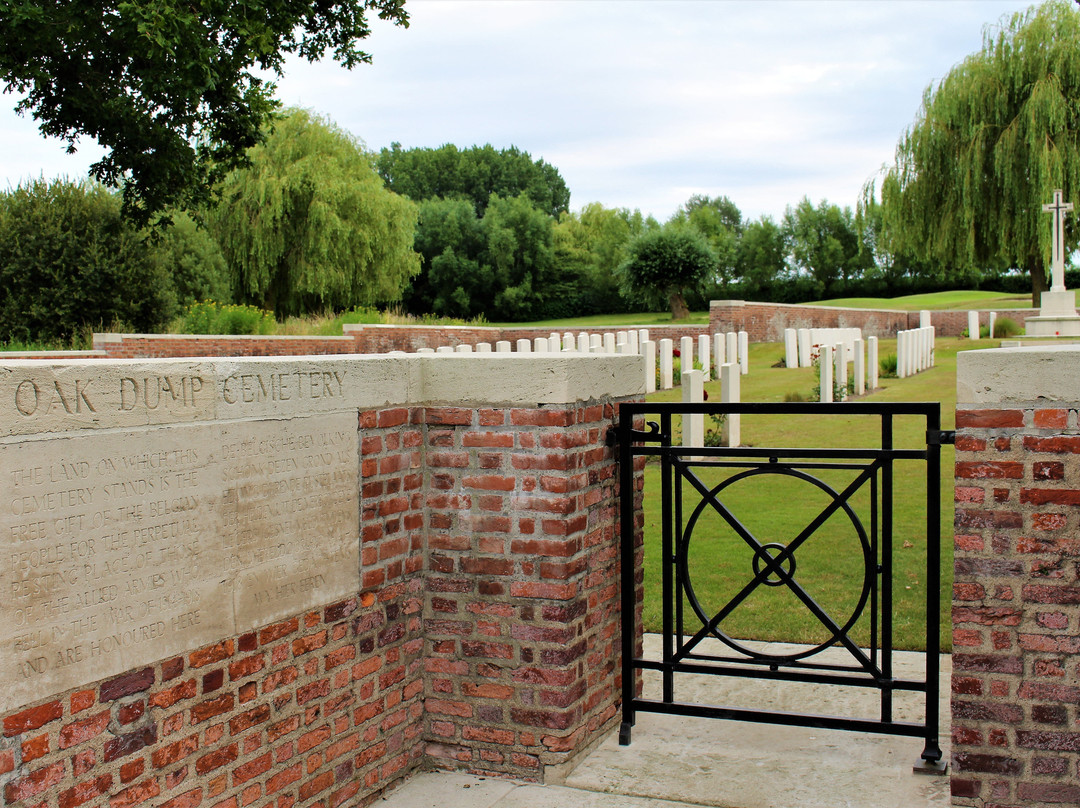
(751, 542, 797, 587)
(678, 465, 873, 664)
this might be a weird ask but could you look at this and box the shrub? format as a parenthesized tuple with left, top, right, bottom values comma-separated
(0, 179, 178, 342)
(992, 317, 1022, 338)
(880, 353, 899, 378)
(176, 300, 276, 335)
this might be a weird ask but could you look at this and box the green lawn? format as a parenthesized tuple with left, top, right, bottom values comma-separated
(486, 311, 710, 328)
(638, 336, 996, 652)
(811, 289, 1031, 311)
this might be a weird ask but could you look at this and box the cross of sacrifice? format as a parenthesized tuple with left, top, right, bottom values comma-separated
(1043, 189, 1074, 292)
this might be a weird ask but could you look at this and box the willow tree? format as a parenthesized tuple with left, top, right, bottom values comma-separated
(869, 0, 1080, 305)
(209, 109, 421, 317)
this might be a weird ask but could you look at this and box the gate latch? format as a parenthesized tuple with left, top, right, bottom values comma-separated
(926, 429, 956, 446)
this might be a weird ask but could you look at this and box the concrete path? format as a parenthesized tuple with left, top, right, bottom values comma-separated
(379, 640, 952, 808)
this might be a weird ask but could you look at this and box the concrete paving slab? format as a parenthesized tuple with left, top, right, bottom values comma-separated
(377, 638, 951, 808)
(379, 772, 705, 807)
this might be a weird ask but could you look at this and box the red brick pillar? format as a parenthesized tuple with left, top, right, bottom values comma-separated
(953, 348, 1080, 806)
(420, 400, 635, 780)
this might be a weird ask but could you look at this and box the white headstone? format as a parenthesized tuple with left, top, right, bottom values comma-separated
(416, 347, 435, 354)
(436, 346, 454, 354)
(714, 332, 726, 375)
(868, 336, 879, 390)
(784, 328, 798, 369)
(455, 344, 473, 353)
(797, 328, 812, 368)
(853, 338, 865, 395)
(659, 339, 674, 390)
(721, 363, 740, 447)
(516, 339, 532, 353)
(697, 334, 711, 382)
(682, 370, 704, 451)
(820, 345, 834, 403)
(628, 329, 640, 355)
(534, 337, 549, 353)
(476, 342, 492, 353)
(989, 312, 997, 341)
(603, 333, 616, 354)
(563, 333, 575, 351)
(834, 342, 847, 400)
(680, 336, 694, 382)
(590, 334, 603, 352)
(725, 332, 738, 375)
(644, 340, 657, 394)
(738, 331, 749, 375)
(967, 311, 979, 339)
(577, 333, 590, 353)
(920, 310, 931, 329)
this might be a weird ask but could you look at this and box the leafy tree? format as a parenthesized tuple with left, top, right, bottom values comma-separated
(152, 211, 233, 306)
(0, 180, 178, 342)
(735, 216, 788, 298)
(617, 226, 717, 319)
(669, 194, 742, 287)
(0, 1, 409, 224)
(208, 109, 421, 317)
(783, 197, 868, 297)
(411, 197, 488, 317)
(376, 143, 571, 217)
(869, 0, 1080, 305)
(552, 203, 658, 314)
(481, 194, 559, 320)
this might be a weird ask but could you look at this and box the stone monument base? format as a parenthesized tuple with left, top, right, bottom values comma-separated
(1026, 290, 1080, 336)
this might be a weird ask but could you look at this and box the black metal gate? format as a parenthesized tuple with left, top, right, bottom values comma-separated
(613, 402, 949, 773)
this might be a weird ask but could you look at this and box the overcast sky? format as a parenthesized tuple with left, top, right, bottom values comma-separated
(0, 0, 1037, 223)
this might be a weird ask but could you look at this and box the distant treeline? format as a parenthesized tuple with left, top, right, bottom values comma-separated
(0, 110, 1045, 345)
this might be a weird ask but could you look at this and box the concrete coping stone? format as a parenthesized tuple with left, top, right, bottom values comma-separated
(957, 345, 1080, 404)
(0, 352, 645, 438)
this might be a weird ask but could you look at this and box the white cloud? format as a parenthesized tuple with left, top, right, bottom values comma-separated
(0, 0, 1035, 221)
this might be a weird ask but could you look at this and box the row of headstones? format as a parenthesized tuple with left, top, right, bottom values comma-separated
(418, 330, 750, 399)
(896, 326, 935, 378)
(816, 337, 881, 403)
(965, 310, 1000, 339)
(782, 327, 862, 368)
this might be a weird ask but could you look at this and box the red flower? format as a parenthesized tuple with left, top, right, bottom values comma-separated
(673, 348, 681, 357)
(703, 390, 709, 400)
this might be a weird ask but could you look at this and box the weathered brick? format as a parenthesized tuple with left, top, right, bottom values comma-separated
(4, 700, 63, 736)
(101, 667, 155, 701)
(58, 773, 112, 808)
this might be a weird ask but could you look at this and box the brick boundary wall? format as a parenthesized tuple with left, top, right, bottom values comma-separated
(710, 300, 1037, 342)
(952, 347, 1080, 807)
(0, 355, 642, 808)
(91, 327, 712, 360)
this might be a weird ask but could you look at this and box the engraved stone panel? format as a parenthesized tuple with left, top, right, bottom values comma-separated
(1, 413, 359, 712)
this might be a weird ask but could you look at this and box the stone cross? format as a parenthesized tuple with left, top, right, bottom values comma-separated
(1043, 189, 1073, 292)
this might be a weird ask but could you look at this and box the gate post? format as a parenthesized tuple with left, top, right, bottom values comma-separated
(953, 347, 1080, 806)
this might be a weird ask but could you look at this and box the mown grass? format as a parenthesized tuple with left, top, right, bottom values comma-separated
(639, 336, 998, 652)
(485, 311, 710, 328)
(812, 289, 1031, 311)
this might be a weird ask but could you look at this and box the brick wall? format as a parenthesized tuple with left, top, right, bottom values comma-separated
(92, 326, 712, 359)
(92, 334, 358, 359)
(710, 300, 1037, 341)
(952, 348, 1080, 806)
(0, 356, 641, 808)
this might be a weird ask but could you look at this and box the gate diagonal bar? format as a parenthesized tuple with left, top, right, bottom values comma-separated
(615, 401, 945, 773)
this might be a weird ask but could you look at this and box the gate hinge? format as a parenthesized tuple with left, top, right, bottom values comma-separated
(606, 421, 667, 447)
(926, 429, 956, 446)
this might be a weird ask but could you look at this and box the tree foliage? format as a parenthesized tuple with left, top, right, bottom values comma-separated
(617, 226, 717, 318)
(869, 0, 1080, 304)
(0, 180, 178, 342)
(376, 143, 571, 218)
(208, 109, 421, 317)
(668, 194, 743, 287)
(783, 197, 868, 298)
(0, 0, 409, 224)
